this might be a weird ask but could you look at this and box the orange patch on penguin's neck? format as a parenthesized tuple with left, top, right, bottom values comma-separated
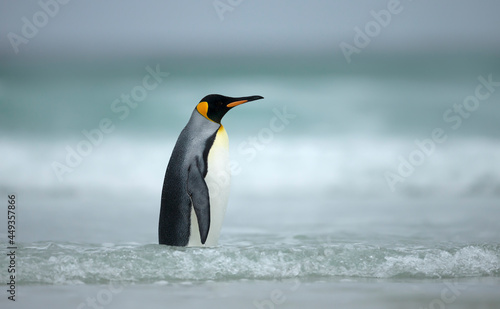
(196, 101, 209, 120)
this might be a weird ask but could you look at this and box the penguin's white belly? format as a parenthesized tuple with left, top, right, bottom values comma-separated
(188, 126, 230, 247)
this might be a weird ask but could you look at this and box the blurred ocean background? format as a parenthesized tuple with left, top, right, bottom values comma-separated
(1, 1, 500, 308)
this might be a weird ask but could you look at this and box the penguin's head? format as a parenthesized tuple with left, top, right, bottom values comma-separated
(196, 94, 263, 123)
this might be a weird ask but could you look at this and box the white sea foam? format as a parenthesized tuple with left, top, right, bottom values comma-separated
(3, 241, 498, 285)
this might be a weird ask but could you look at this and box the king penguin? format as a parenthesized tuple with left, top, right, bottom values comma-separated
(158, 94, 264, 247)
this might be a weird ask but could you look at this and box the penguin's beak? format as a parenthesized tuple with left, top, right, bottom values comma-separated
(226, 95, 264, 108)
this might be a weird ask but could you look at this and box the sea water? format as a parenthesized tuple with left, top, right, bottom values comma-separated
(0, 54, 499, 308)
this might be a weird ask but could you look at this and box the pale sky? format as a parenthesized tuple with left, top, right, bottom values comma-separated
(1, 0, 500, 58)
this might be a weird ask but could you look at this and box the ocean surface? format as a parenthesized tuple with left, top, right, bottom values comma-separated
(1, 54, 500, 308)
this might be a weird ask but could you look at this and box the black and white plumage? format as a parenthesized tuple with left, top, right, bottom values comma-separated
(158, 94, 263, 246)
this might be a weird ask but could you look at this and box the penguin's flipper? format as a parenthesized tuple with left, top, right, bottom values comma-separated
(187, 160, 210, 244)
